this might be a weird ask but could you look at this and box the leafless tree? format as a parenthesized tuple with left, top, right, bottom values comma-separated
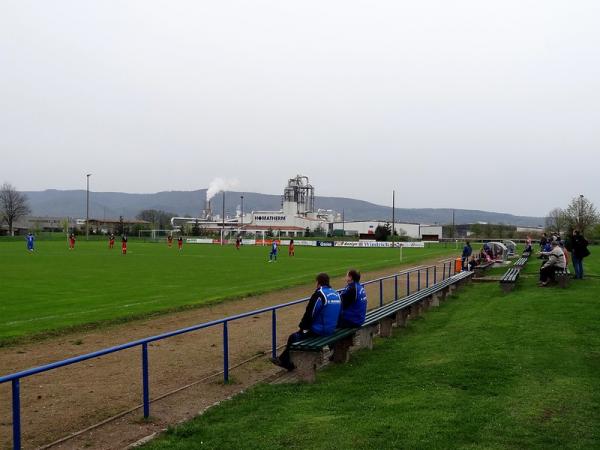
(0, 183, 31, 236)
(564, 195, 599, 234)
(545, 207, 568, 236)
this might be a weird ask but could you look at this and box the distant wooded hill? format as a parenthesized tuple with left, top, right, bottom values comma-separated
(22, 189, 545, 227)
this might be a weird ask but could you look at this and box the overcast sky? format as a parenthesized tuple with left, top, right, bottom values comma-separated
(1, 1, 598, 216)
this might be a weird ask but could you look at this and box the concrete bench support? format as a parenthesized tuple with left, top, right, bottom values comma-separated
(556, 273, 569, 289)
(410, 302, 423, 318)
(290, 351, 322, 383)
(354, 324, 377, 350)
(379, 316, 395, 338)
(331, 335, 354, 363)
(395, 309, 409, 327)
(501, 283, 516, 293)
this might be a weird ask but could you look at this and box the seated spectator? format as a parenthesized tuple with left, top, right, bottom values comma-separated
(480, 247, 492, 262)
(271, 273, 342, 371)
(524, 235, 533, 254)
(467, 255, 479, 271)
(538, 241, 566, 286)
(338, 269, 368, 328)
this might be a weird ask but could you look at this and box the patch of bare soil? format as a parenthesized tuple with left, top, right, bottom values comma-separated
(0, 258, 453, 449)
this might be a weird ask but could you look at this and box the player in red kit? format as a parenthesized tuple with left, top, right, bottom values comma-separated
(178, 236, 183, 251)
(68, 233, 76, 250)
(109, 233, 115, 249)
(167, 235, 173, 247)
(289, 239, 295, 256)
(121, 235, 128, 255)
(235, 237, 241, 250)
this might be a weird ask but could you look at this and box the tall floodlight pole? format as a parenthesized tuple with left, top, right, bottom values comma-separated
(240, 195, 244, 235)
(579, 194, 584, 230)
(452, 209, 456, 249)
(86, 173, 92, 240)
(342, 208, 345, 236)
(392, 190, 395, 248)
(222, 192, 226, 245)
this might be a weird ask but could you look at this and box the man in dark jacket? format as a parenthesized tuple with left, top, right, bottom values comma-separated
(569, 230, 589, 279)
(271, 272, 342, 371)
(461, 242, 472, 271)
(338, 269, 367, 328)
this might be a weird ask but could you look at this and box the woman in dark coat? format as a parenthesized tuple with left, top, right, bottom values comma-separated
(569, 230, 589, 279)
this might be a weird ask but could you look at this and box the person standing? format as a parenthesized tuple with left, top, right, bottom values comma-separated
(26, 232, 35, 252)
(461, 241, 472, 271)
(178, 236, 183, 251)
(268, 240, 278, 262)
(270, 273, 342, 371)
(570, 230, 590, 279)
(338, 269, 367, 328)
(540, 233, 548, 250)
(167, 235, 173, 248)
(121, 235, 128, 255)
(109, 233, 115, 249)
(235, 237, 241, 250)
(288, 239, 295, 257)
(68, 233, 76, 250)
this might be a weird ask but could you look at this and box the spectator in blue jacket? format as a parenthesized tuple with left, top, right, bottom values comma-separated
(461, 242, 472, 271)
(338, 269, 367, 328)
(271, 273, 342, 371)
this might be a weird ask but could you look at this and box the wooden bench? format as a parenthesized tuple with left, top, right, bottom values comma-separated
(513, 257, 528, 269)
(288, 271, 473, 382)
(499, 267, 520, 292)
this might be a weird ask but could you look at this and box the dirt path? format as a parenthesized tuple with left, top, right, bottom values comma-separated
(0, 258, 455, 449)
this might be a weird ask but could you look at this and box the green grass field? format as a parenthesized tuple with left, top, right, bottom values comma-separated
(0, 240, 456, 344)
(143, 248, 600, 450)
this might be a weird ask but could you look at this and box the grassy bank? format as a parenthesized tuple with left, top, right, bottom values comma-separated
(144, 249, 600, 449)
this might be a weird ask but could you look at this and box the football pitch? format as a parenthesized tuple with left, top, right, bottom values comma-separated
(0, 240, 457, 343)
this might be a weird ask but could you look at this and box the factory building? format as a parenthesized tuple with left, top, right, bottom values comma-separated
(171, 175, 338, 237)
(170, 175, 442, 241)
(331, 221, 442, 241)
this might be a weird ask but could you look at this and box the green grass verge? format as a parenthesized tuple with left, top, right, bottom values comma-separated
(0, 241, 456, 343)
(143, 248, 600, 450)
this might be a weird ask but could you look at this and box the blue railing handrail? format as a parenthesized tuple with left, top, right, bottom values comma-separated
(0, 264, 433, 384)
(1, 257, 459, 449)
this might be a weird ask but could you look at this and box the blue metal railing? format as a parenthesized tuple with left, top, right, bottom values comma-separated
(1, 259, 457, 449)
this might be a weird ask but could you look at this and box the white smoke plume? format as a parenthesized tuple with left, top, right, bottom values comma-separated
(206, 177, 239, 202)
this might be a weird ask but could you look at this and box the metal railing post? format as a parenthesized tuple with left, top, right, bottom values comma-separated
(406, 272, 411, 296)
(417, 270, 421, 291)
(394, 275, 398, 300)
(379, 279, 383, 306)
(271, 310, 277, 359)
(223, 321, 229, 383)
(142, 343, 150, 419)
(442, 263, 446, 280)
(426, 267, 429, 288)
(449, 262, 452, 278)
(12, 379, 21, 450)
(434, 265, 437, 284)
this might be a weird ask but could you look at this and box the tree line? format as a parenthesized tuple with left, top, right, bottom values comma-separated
(545, 195, 599, 239)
